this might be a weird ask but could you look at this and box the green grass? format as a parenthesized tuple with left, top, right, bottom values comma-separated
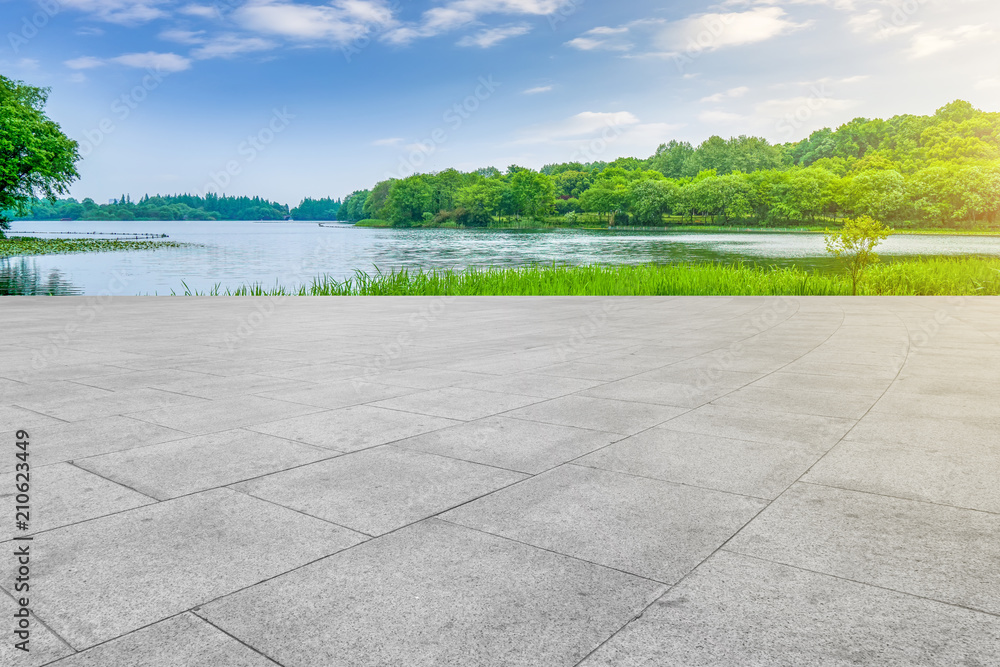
(180, 257, 1000, 297)
(351, 219, 392, 228)
(0, 236, 192, 257)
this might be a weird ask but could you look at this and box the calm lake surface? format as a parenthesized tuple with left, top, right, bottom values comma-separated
(4, 220, 1000, 296)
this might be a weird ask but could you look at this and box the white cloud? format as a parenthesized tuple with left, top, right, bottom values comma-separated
(522, 85, 553, 94)
(755, 96, 859, 118)
(373, 137, 404, 146)
(657, 7, 811, 54)
(698, 110, 746, 124)
(59, 0, 168, 24)
(975, 78, 1000, 90)
(64, 56, 105, 69)
(237, 0, 396, 43)
(0, 58, 40, 73)
(457, 24, 531, 48)
(65, 51, 193, 72)
(385, 0, 566, 45)
(179, 4, 219, 19)
(192, 35, 278, 59)
(111, 52, 193, 72)
(908, 24, 992, 58)
(516, 111, 641, 145)
(848, 8, 921, 40)
(514, 111, 682, 164)
(567, 8, 809, 57)
(701, 86, 750, 103)
(159, 29, 207, 44)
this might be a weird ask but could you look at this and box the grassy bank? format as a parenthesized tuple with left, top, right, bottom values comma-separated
(183, 257, 1000, 297)
(0, 237, 192, 257)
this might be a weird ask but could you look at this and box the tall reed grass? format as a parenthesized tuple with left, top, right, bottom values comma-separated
(180, 257, 1000, 297)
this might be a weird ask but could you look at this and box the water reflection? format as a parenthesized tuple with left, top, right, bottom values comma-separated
(0, 257, 80, 296)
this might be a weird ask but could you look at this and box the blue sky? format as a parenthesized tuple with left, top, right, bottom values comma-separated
(3, 0, 999, 204)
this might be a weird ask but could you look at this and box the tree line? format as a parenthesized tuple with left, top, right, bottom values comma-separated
(11, 193, 342, 222)
(337, 100, 1000, 229)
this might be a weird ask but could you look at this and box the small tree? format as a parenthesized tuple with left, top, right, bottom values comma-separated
(0, 77, 80, 235)
(824, 215, 891, 295)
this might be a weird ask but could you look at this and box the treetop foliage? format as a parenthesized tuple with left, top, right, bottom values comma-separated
(0, 75, 81, 231)
(338, 100, 1000, 229)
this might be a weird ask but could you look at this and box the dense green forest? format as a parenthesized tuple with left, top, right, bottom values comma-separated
(338, 100, 1000, 229)
(9, 193, 341, 222)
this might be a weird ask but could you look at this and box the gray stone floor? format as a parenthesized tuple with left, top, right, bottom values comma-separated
(2, 296, 999, 666)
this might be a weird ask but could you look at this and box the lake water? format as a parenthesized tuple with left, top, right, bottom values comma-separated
(4, 220, 1000, 296)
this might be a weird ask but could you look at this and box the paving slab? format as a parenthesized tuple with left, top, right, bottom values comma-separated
(662, 404, 856, 448)
(1, 380, 113, 409)
(256, 361, 368, 383)
(1, 416, 187, 471)
(48, 613, 280, 666)
(75, 429, 335, 500)
(248, 404, 460, 452)
(580, 550, 1000, 667)
(24, 388, 208, 423)
(710, 385, 877, 419)
(443, 464, 766, 582)
(803, 436, 1000, 513)
(456, 372, 603, 398)
(506, 395, 686, 435)
(1, 463, 152, 541)
(0, 404, 65, 431)
(14, 488, 366, 649)
(532, 361, 642, 382)
(360, 367, 494, 389)
(750, 371, 891, 396)
(255, 379, 417, 409)
(728, 482, 1000, 615)
(234, 445, 526, 535)
(844, 412, 998, 448)
(577, 378, 729, 408)
(69, 368, 213, 392)
(126, 395, 324, 435)
(371, 386, 542, 421)
(577, 426, 828, 499)
(148, 373, 313, 399)
(395, 416, 621, 474)
(199, 519, 667, 667)
(868, 388, 1000, 424)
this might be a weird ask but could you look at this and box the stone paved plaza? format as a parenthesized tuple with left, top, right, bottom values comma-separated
(2, 296, 1000, 666)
